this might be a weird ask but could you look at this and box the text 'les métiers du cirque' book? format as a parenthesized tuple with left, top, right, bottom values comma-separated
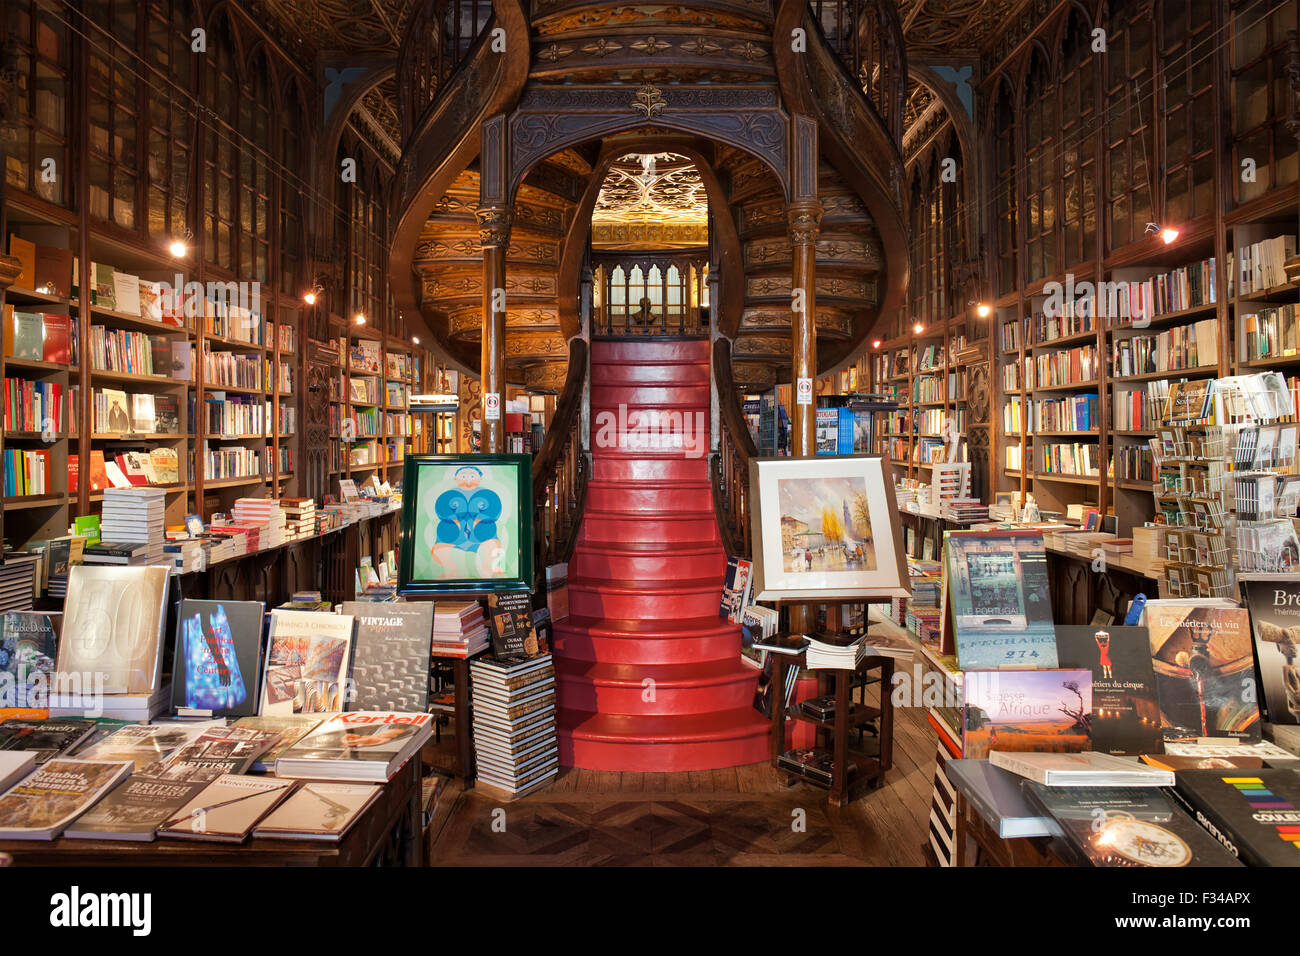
(1054, 625, 1161, 756)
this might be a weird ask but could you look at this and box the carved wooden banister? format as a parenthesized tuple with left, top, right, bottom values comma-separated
(711, 338, 758, 560)
(806, 0, 907, 145)
(532, 338, 589, 583)
(397, 0, 498, 144)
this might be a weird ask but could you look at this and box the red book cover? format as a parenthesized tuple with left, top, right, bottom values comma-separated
(113, 453, 150, 486)
(68, 454, 78, 493)
(88, 450, 109, 491)
(41, 313, 71, 365)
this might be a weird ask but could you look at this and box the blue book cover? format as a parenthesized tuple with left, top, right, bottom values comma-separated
(172, 599, 265, 717)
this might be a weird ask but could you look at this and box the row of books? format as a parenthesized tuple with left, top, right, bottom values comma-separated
(1235, 234, 1296, 295)
(1240, 303, 1299, 362)
(203, 350, 263, 391)
(3, 378, 70, 433)
(1112, 384, 1159, 431)
(1106, 256, 1217, 326)
(1026, 394, 1098, 432)
(1039, 441, 1102, 477)
(203, 446, 261, 481)
(911, 374, 945, 403)
(1033, 344, 1100, 387)
(0, 714, 432, 842)
(1110, 318, 1219, 376)
(205, 395, 266, 437)
(92, 389, 180, 435)
(3, 309, 75, 364)
(87, 327, 186, 379)
(1029, 307, 1094, 344)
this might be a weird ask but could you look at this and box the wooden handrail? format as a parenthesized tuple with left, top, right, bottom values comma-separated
(711, 337, 758, 560)
(532, 338, 589, 583)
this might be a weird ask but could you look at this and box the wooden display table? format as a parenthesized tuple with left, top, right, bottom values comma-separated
(769, 648, 895, 806)
(0, 756, 425, 867)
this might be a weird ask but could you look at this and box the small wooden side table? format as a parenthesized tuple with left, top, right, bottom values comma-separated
(770, 650, 895, 806)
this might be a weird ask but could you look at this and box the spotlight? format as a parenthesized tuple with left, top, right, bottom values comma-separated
(872, 339, 882, 349)
(302, 291, 317, 306)
(976, 303, 991, 318)
(1145, 222, 1179, 245)
(168, 239, 188, 258)
(913, 323, 924, 335)
(412, 336, 420, 345)
(355, 313, 366, 325)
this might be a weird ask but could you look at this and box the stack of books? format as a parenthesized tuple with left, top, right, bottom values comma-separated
(469, 654, 558, 796)
(279, 497, 316, 538)
(941, 498, 989, 523)
(162, 537, 206, 573)
(232, 497, 287, 550)
(0, 553, 38, 612)
(804, 632, 868, 670)
(83, 541, 151, 566)
(100, 487, 166, 566)
(430, 601, 489, 659)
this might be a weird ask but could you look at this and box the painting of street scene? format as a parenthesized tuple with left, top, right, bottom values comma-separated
(776, 475, 876, 574)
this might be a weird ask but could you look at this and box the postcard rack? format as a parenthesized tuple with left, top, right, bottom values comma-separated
(1150, 373, 1300, 595)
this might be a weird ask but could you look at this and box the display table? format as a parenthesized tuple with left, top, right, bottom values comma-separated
(769, 648, 894, 806)
(944, 758, 1068, 867)
(0, 756, 425, 867)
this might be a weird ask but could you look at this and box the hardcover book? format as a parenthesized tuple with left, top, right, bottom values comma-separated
(64, 775, 211, 842)
(720, 556, 754, 624)
(0, 758, 133, 840)
(0, 611, 60, 718)
(989, 750, 1173, 787)
(252, 782, 381, 841)
(258, 608, 355, 716)
(1145, 602, 1261, 741)
(140, 725, 278, 783)
(1172, 768, 1300, 866)
(1241, 576, 1300, 725)
(341, 602, 434, 712)
(0, 718, 97, 764)
(485, 590, 542, 658)
(55, 565, 170, 696)
(945, 530, 1057, 669)
(1022, 783, 1241, 867)
(962, 669, 1092, 759)
(1054, 625, 1161, 755)
(75, 723, 201, 772)
(230, 714, 324, 772)
(171, 599, 265, 718)
(157, 773, 295, 843)
(275, 711, 434, 782)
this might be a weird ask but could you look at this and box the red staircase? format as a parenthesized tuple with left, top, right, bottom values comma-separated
(554, 339, 770, 771)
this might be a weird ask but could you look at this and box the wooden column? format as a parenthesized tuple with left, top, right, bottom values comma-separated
(478, 206, 511, 454)
(788, 200, 822, 456)
(478, 115, 510, 454)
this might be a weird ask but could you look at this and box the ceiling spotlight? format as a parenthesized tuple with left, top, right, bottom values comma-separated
(302, 291, 317, 306)
(1145, 222, 1179, 245)
(354, 313, 366, 325)
(976, 303, 991, 318)
(872, 339, 882, 349)
(412, 336, 420, 345)
(167, 228, 193, 258)
(913, 323, 924, 335)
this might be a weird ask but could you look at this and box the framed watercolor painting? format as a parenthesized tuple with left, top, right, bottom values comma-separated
(398, 454, 533, 595)
(747, 455, 909, 602)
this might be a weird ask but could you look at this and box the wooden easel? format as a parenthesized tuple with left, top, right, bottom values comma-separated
(769, 597, 896, 806)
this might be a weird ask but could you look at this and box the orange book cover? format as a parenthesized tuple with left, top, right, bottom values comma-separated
(8, 235, 36, 291)
(88, 450, 109, 491)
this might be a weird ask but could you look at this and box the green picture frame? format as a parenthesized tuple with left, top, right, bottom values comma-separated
(398, 453, 534, 595)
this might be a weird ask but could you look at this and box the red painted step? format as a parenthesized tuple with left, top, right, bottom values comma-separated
(590, 384, 711, 407)
(557, 708, 770, 772)
(568, 577, 722, 620)
(554, 659, 761, 715)
(590, 456, 709, 483)
(585, 480, 713, 513)
(556, 337, 763, 772)
(578, 510, 720, 543)
(572, 541, 724, 579)
(553, 616, 742, 665)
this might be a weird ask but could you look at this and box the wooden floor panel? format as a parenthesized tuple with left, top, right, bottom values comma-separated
(430, 703, 936, 866)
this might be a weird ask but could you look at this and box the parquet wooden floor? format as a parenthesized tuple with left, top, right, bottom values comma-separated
(427, 690, 937, 866)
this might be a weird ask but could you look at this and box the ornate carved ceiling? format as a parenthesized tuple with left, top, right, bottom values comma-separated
(244, 0, 414, 57)
(896, 0, 1022, 58)
(592, 153, 710, 248)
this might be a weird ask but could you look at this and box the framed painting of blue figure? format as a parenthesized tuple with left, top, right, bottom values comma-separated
(398, 454, 534, 594)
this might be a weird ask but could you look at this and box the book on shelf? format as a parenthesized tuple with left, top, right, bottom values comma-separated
(229, 715, 324, 772)
(0, 611, 60, 719)
(1054, 625, 1162, 755)
(961, 669, 1092, 759)
(274, 711, 434, 783)
(1143, 601, 1260, 742)
(0, 758, 133, 840)
(340, 602, 434, 712)
(157, 773, 295, 843)
(989, 750, 1173, 787)
(252, 782, 382, 841)
(1236, 234, 1297, 294)
(1021, 783, 1241, 867)
(0, 717, 97, 764)
(171, 599, 266, 719)
(944, 530, 1057, 669)
(258, 608, 354, 715)
(1171, 768, 1300, 866)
